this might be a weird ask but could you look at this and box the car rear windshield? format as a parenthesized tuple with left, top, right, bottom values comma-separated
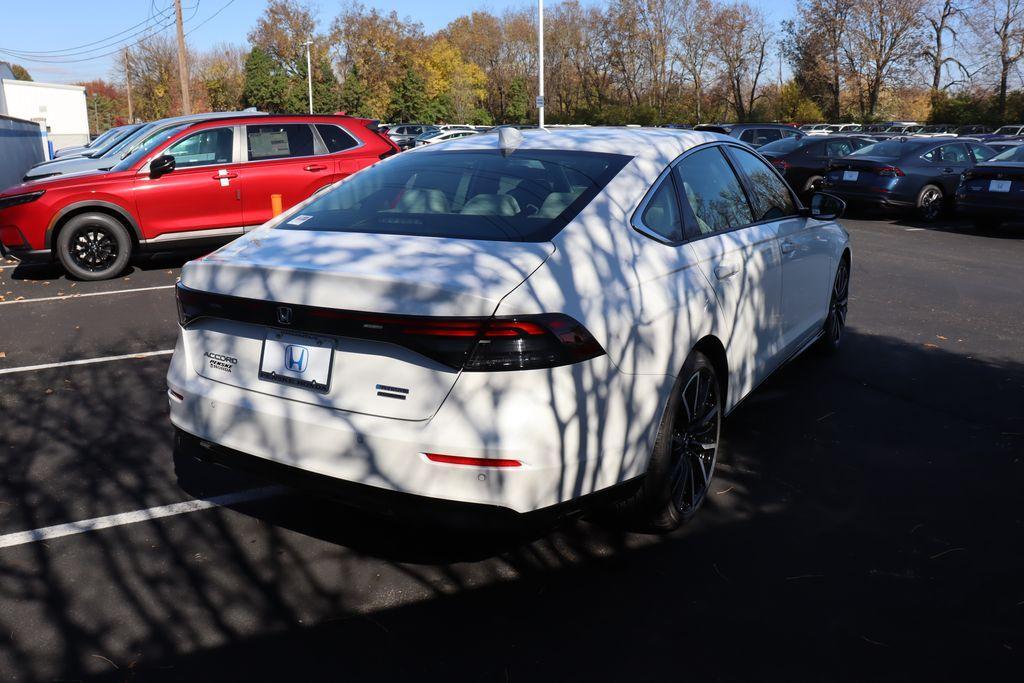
(276, 149, 632, 242)
(993, 146, 1024, 162)
(851, 139, 928, 159)
(758, 137, 814, 154)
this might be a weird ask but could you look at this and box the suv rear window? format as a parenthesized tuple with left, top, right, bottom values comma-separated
(278, 149, 632, 242)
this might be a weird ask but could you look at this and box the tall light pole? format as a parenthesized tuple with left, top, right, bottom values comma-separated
(303, 40, 314, 114)
(123, 48, 134, 122)
(173, 0, 192, 115)
(537, 0, 545, 128)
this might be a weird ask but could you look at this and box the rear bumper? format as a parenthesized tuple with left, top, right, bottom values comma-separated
(166, 332, 650, 514)
(956, 196, 1021, 219)
(822, 186, 915, 209)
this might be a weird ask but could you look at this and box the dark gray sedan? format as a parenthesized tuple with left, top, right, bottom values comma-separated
(823, 138, 997, 220)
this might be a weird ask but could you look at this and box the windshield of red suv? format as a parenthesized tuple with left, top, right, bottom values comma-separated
(110, 124, 191, 171)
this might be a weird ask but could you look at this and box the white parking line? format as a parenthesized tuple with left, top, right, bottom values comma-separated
(904, 228, 926, 232)
(0, 486, 285, 549)
(0, 284, 174, 306)
(0, 349, 174, 376)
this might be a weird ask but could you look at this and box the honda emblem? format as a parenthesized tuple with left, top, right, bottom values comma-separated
(276, 306, 293, 325)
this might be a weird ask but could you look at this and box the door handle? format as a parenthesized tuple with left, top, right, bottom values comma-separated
(213, 172, 238, 180)
(780, 239, 796, 254)
(943, 167, 954, 173)
(714, 263, 739, 280)
(304, 164, 328, 172)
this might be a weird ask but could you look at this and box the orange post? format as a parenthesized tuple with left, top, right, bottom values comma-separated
(271, 194, 283, 216)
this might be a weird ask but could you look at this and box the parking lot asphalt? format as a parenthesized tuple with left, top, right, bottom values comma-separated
(0, 218, 1021, 681)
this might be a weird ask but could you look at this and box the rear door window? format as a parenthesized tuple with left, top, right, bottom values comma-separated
(246, 123, 317, 161)
(939, 144, 970, 164)
(825, 140, 855, 157)
(674, 146, 754, 235)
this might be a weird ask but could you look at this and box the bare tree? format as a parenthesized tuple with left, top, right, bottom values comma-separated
(924, 0, 966, 93)
(676, 0, 717, 123)
(712, 2, 773, 121)
(843, 0, 926, 118)
(971, 0, 1024, 119)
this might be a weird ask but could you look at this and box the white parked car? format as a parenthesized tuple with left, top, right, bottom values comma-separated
(801, 123, 832, 135)
(167, 128, 850, 531)
(414, 129, 478, 146)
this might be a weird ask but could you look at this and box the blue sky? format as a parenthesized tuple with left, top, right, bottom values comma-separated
(0, 0, 796, 85)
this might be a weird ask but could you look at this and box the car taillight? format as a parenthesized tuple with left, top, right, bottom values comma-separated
(875, 166, 904, 177)
(176, 284, 605, 371)
(770, 159, 789, 171)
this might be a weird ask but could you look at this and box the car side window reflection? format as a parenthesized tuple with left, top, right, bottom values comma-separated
(674, 147, 754, 235)
(726, 147, 797, 221)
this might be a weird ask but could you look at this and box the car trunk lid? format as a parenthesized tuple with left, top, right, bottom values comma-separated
(178, 228, 555, 420)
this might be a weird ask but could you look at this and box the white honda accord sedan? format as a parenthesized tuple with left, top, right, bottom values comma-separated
(167, 128, 850, 531)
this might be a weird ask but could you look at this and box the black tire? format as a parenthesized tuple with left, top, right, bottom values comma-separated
(818, 258, 849, 353)
(56, 212, 132, 280)
(617, 350, 722, 532)
(916, 184, 944, 222)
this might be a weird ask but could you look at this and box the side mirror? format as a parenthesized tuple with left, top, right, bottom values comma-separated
(149, 155, 176, 179)
(805, 191, 845, 220)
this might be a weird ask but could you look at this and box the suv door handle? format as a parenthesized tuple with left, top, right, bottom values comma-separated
(780, 239, 796, 254)
(212, 172, 238, 180)
(943, 167, 954, 173)
(304, 164, 328, 172)
(714, 263, 739, 280)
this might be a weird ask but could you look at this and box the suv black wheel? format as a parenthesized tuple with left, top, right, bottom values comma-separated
(56, 212, 132, 281)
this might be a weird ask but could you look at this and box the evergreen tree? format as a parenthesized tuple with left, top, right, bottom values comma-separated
(312, 57, 340, 114)
(505, 76, 529, 124)
(387, 67, 429, 122)
(242, 46, 285, 112)
(339, 65, 370, 117)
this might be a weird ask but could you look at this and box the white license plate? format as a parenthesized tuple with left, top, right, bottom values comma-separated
(843, 171, 859, 182)
(259, 331, 334, 393)
(989, 179, 1012, 192)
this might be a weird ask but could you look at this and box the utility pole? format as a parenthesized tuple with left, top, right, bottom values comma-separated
(537, 0, 544, 128)
(303, 40, 313, 114)
(123, 48, 134, 122)
(92, 94, 99, 136)
(173, 0, 192, 115)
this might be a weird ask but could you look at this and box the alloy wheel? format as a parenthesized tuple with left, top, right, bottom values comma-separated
(669, 367, 720, 515)
(829, 261, 849, 344)
(920, 187, 942, 220)
(69, 225, 119, 273)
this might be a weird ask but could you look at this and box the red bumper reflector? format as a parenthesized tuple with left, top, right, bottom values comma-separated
(425, 453, 522, 468)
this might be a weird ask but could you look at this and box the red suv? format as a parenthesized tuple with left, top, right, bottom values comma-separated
(0, 114, 398, 280)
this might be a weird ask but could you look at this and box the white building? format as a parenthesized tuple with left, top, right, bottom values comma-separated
(0, 64, 89, 151)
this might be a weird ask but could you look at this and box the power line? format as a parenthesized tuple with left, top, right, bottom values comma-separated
(0, 3, 201, 64)
(0, 5, 176, 57)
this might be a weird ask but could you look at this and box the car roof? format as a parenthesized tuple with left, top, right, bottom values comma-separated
(421, 127, 734, 164)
